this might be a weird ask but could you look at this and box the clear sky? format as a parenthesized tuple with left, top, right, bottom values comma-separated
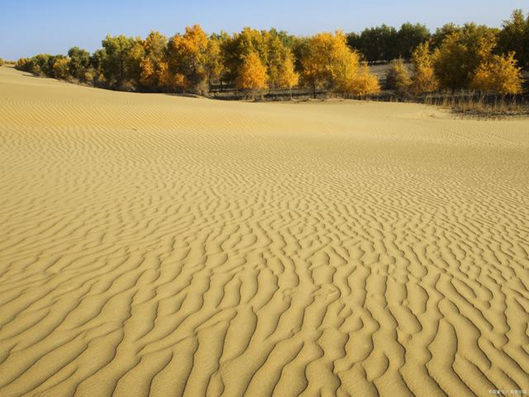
(0, 0, 526, 60)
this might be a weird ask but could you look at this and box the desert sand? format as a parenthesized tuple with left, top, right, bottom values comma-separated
(0, 65, 528, 397)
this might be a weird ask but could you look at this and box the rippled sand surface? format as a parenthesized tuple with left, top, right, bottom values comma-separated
(1, 66, 528, 396)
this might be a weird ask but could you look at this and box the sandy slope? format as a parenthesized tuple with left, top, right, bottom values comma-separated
(0, 65, 528, 397)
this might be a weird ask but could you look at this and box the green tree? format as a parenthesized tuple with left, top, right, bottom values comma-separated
(16, 54, 64, 77)
(32, 54, 51, 75)
(204, 35, 225, 90)
(68, 47, 91, 80)
(431, 23, 461, 49)
(291, 36, 311, 72)
(347, 25, 399, 62)
(53, 58, 70, 80)
(433, 23, 498, 90)
(90, 49, 108, 85)
(498, 9, 529, 69)
(101, 35, 137, 87)
(125, 40, 145, 86)
(397, 23, 430, 59)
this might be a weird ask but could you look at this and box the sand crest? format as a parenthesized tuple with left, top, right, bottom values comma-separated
(0, 66, 528, 396)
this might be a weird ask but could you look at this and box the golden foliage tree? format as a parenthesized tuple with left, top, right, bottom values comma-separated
(221, 28, 269, 83)
(276, 53, 299, 92)
(140, 58, 156, 86)
(236, 52, 268, 93)
(411, 42, 439, 94)
(301, 31, 379, 96)
(139, 31, 168, 89)
(471, 52, 523, 94)
(265, 33, 295, 88)
(173, 73, 189, 91)
(100, 35, 139, 87)
(157, 61, 172, 90)
(301, 31, 345, 91)
(168, 24, 209, 93)
(385, 58, 412, 94)
(332, 48, 359, 93)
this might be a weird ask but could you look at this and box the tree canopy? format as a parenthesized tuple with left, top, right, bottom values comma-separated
(14, 12, 528, 97)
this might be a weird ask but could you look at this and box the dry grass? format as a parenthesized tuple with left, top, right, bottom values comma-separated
(424, 93, 529, 118)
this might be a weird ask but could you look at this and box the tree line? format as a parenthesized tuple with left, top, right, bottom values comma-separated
(14, 9, 528, 97)
(347, 11, 529, 68)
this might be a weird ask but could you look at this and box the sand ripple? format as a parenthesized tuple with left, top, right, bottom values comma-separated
(1, 67, 528, 396)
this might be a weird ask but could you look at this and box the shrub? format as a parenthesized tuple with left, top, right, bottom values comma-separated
(349, 63, 381, 96)
(53, 58, 70, 80)
(16, 57, 34, 72)
(385, 58, 412, 94)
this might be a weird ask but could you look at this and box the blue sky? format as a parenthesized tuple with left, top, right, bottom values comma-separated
(0, 0, 526, 60)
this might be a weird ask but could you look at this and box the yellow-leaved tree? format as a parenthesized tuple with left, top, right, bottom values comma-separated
(333, 48, 360, 93)
(139, 31, 168, 90)
(236, 52, 268, 95)
(301, 31, 379, 97)
(140, 58, 156, 87)
(301, 31, 344, 94)
(276, 53, 299, 96)
(168, 25, 210, 93)
(157, 61, 172, 90)
(471, 52, 523, 94)
(411, 42, 439, 94)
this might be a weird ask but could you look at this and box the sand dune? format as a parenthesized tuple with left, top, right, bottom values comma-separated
(0, 65, 528, 397)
